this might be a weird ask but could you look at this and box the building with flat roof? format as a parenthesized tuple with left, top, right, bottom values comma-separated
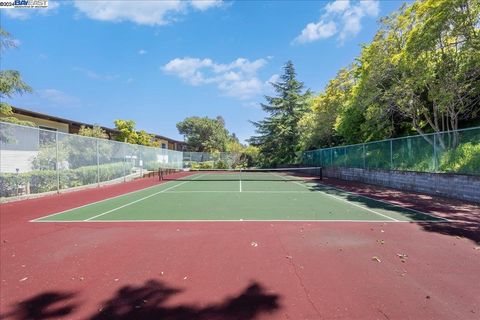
(11, 107, 186, 151)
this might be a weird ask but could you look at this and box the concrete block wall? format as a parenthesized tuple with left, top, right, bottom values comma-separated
(324, 167, 480, 203)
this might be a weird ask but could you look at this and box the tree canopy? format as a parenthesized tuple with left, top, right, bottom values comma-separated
(249, 61, 310, 165)
(0, 28, 35, 127)
(176, 116, 230, 152)
(297, 0, 480, 152)
(78, 125, 109, 139)
(114, 119, 159, 147)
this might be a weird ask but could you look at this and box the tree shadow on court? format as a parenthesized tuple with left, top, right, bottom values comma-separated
(1, 280, 280, 320)
(308, 180, 480, 244)
(90, 279, 280, 320)
(0, 291, 78, 320)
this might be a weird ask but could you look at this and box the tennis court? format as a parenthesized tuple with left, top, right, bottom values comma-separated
(32, 168, 445, 223)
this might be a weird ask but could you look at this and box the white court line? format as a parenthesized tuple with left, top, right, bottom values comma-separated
(239, 179, 242, 192)
(312, 181, 449, 222)
(270, 172, 398, 222)
(30, 179, 180, 222)
(84, 174, 205, 221)
(163, 190, 313, 193)
(33, 219, 449, 223)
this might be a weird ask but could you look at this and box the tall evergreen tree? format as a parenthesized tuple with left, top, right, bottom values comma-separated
(249, 61, 310, 166)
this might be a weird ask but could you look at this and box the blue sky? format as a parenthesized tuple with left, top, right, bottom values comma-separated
(1, 0, 406, 142)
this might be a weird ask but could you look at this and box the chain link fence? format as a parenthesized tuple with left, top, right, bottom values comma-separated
(182, 151, 243, 169)
(0, 122, 183, 198)
(302, 127, 480, 175)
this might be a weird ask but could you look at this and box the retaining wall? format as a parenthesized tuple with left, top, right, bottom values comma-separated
(323, 167, 480, 203)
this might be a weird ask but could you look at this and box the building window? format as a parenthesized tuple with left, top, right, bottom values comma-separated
(161, 143, 167, 149)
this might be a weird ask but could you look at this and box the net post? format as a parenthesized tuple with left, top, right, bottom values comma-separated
(319, 167, 323, 180)
(55, 130, 60, 193)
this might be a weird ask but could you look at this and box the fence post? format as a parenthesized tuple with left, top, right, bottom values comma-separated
(123, 145, 126, 182)
(96, 139, 100, 186)
(363, 144, 366, 169)
(56, 131, 60, 193)
(390, 140, 393, 170)
(433, 133, 437, 172)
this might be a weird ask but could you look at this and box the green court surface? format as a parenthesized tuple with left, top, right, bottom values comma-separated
(33, 172, 446, 222)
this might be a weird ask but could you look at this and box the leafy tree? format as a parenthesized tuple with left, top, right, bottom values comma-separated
(297, 0, 479, 153)
(0, 28, 35, 127)
(387, 0, 480, 135)
(242, 145, 260, 168)
(176, 116, 230, 152)
(114, 120, 138, 144)
(300, 68, 356, 148)
(112, 120, 158, 147)
(137, 130, 159, 147)
(78, 125, 109, 139)
(249, 61, 310, 165)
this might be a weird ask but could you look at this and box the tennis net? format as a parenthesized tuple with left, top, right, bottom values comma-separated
(159, 167, 322, 181)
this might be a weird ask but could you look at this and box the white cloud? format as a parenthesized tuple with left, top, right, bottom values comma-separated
(294, 0, 379, 44)
(138, 49, 147, 55)
(190, 0, 222, 11)
(163, 57, 270, 100)
(325, 0, 350, 14)
(3, 1, 60, 20)
(294, 20, 337, 44)
(74, 0, 222, 26)
(266, 74, 279, 85)
(73, 67, 119, 81)
(38, 89, 81, 108)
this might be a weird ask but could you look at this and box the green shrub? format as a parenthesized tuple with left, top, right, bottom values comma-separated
(0, 162, 130, 198)
(439, 142, 480, 174)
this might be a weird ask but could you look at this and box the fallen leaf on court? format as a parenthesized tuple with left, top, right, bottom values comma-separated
(183, 276, 188, 280)
(286, 255, 292, 259)
(114, 279, 119, 282)
(380, 230, 385, 233)
(475, 247, 480, 250)
(372, 256, 381, 262)
(79, 277, 85, 281)
(19, 277, 28, 282)
(377, 240, 385, 245)
(160, 271, 164, 275)
(397, 253, 408, 262)
(251, 241, 258, 247)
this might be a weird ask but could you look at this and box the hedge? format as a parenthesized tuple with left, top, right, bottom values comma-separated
(0, 162, 132, 198)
